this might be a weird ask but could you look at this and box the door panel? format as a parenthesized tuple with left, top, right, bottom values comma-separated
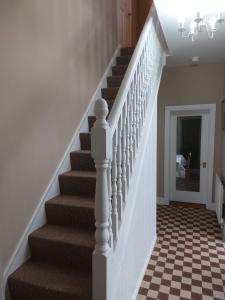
(119, 0, 134, 47)
(170, 111, 209, 204)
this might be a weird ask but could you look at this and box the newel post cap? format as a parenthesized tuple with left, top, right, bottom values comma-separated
(94, 98, 108, 124)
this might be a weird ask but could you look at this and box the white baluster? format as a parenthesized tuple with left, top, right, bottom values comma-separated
(133, 72, 138, 157)
(121, 103, 127, 202)
(129, 81, 134, 174)
(126, 92, 131, 188)
(135, 64, 140, 145)
(111, 131, 119, 241)
(140, 53, 145, 129)
(143, 45, 148, 116)
(107, 160, 113, 248)
(117, 117, 123, 222)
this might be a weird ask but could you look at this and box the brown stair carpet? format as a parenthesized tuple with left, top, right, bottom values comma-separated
(8, 47, 134, 300)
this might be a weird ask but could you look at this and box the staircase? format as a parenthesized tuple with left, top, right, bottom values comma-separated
(7, 47, 134, 300)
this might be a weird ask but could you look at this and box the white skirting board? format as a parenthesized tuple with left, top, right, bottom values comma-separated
(2, 45, 121, 300)
(157, 197, 169, 205)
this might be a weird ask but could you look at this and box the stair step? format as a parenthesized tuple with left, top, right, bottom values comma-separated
(80, 132, 91, 150)
(121, 47, 134, 56)
(59, 171, 96, 197)
(107, 75, 124, 87)
(116, 55, 132, 65)
(45, 195, 94, 229)
(88, 116, 96, 131)
(29, 225, 94, 269)
(101, 87, 119, 101)
(70, 150, 95, 171)
(112, 65, 128, 76)
(8, 260, 92, 300)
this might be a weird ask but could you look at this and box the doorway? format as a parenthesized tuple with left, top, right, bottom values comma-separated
(164, 105, 216, 209)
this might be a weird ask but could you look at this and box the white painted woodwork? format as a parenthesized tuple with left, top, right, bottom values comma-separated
(91, 5, 166, 300)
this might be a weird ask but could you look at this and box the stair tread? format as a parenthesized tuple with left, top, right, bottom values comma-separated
(112, 64, 128, 69)
(116, 55, 132, 65)
(46, 194, 94, 209)
(117, 54, 132, 59)
(112, 65, 128, 76)
(9, 260, 91, 299)
(121, 46, 134, 50)
(108, 75, 124, 78)
(60, 170, 96, 178)
(102, 87, 120, 92)
(30, 224, 94, 248)
(120, 47, 135, 56)
(71, 150, 91, 155)
(80, 132, 90, 138)
(107, 75, 124, 87)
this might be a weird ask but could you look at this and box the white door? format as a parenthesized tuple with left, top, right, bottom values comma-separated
(170, 110, 209, 204)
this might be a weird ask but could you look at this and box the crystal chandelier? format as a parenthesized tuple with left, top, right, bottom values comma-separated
(178, 11, 225, 41)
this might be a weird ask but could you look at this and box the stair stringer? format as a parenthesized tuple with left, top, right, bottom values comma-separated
(2, 45, 120, 300)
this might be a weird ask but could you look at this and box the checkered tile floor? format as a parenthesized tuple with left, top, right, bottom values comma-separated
(137, 204, 225, 300)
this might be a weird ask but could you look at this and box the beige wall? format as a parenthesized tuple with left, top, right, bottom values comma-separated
(157, 62, 225, 197)
(0, 0, 118, 274)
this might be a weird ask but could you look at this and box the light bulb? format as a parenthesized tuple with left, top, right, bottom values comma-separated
(209, 16, 217, 31)
(217, 12, 225, 24)
(190, 21, 196, 34)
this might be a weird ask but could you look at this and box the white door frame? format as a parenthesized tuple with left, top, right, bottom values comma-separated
(164, 104, 216, 210)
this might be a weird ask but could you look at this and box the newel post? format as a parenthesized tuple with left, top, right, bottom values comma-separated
(91, 98, 112, 300)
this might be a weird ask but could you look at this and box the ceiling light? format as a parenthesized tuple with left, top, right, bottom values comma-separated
(178, 10, 225, 41)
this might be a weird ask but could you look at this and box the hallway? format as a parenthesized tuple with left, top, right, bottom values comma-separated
(137, 204, 225, 300)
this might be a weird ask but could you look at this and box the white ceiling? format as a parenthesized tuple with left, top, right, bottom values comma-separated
(154, 0, 225, 66)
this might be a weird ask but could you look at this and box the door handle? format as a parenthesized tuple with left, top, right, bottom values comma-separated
(201, 162, 207, 168)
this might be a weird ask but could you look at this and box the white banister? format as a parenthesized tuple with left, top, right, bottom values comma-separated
(91, 4, 167, 300)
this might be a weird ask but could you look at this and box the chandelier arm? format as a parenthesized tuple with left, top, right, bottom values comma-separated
(205, 21, 214, 39)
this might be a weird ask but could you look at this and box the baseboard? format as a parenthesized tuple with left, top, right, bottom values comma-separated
(131, 235, 157, 300)
(157, 197, 169, 205)
(207, 202, 216, 211)
(2, 45, 121, 300)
